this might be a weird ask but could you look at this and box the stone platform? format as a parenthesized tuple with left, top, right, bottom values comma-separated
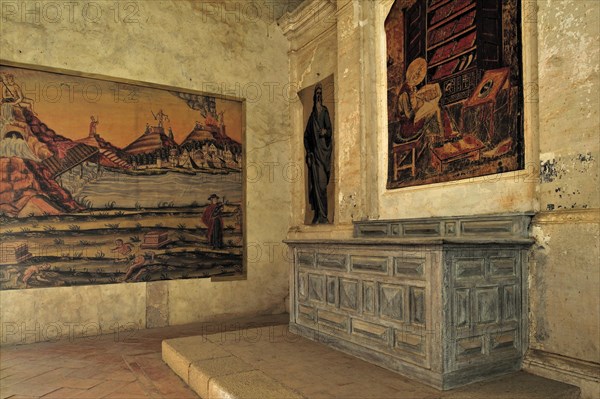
(162, 324, 581, 399)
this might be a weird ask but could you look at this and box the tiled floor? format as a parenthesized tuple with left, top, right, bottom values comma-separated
(0, 315, 287, 399)
(1, 314, 581, 399)
(164, 325, 581, 399)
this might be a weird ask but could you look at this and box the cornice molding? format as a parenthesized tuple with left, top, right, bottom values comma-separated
(278, 0, 337, 50)
(533, 209, 600, 224)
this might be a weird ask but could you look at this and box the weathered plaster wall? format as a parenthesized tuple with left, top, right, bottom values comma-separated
(0, 0, 291, 344)
(524, 2, 600, 397)
(536, 0, 599, 212)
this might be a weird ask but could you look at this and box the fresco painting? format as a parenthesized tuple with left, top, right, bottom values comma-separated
(386, 0, 524, 189)
(0, 64, 244, 290)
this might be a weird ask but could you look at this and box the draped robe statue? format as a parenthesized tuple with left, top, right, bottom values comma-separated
(304, 84, 332, 224)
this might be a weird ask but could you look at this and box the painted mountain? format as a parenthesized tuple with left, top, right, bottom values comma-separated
(1, 108, 87, 217)
(124, 126, 178, 155)
(0, 102, 243, 220)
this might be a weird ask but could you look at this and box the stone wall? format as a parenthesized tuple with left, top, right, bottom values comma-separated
(523, 2, 599, 398)
(0, 0, 291, 344)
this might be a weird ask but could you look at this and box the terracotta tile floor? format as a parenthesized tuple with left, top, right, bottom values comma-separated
(0, 314, 581, 399)
(0, 315, 287, 399)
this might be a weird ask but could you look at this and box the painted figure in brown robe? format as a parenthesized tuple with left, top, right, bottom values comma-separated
(202, 194, 224, 249)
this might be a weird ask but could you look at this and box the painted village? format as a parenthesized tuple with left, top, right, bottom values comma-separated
(0, 70, 244, 290)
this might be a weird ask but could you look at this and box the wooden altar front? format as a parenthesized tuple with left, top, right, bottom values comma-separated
(286, 213, 533, 390)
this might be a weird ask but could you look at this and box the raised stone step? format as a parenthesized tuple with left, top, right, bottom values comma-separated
(162, 325, 581, 399)
(162, 333, 304, 399)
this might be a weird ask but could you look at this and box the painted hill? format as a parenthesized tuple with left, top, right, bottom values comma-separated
(24, 110, 79, 160)
(180, 122, 241, 152)
(180, 126, 215, 145)
(0, 108, 136, 217)
(23, 110, 130, 170)
(0, 157, 82, 217)
(211, 124, 241, 148)
(124, 126, 178, 155)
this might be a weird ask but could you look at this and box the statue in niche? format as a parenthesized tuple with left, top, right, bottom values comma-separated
(304, 83, 332, 224)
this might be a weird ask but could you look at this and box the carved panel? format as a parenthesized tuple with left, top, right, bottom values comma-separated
(454, 258, 485, 280)
(454, 288, 470, 328)
(403, 222, 441, 237)
(298, 304, 315, 324)
(490, 256, 517, 277)
(380, 284, 405, 322)
(308, 274, 324, 302)
(298, 272, 308, 302)
(475, 288, 499, 324)
(362, 281, 376, 315)
(340, 279, 359, 311)
(445, 222, 457, 236)
(317, 253, 347, 270)
(326, 275, 338, 306)
(456, 336, 484, 358)
(490, 330, 516, 351)
(394, 257, 425, 279)
(318, 309, 348, 331)
(461, 220, 514, 236)
(351, 255, 389, 274)
(354, 223, 389, 237)
(410, 287, 426, 325)
(394, 328, 425, 355)
(502, 285, 517, 321)
(351, 319, 389, 345)
(297, 251, 315, 268)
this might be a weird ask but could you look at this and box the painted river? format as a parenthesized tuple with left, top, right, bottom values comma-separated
(76, 170, 242, 209)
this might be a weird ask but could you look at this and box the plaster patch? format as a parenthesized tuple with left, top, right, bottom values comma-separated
(540, 159, 559, 183)
(298, 46, 318, 89)
(532, 225, 551, 248)
(575, 152, 595, 172)
(353, 0, 361, 28)
(338, 192, 358, 220)
(539, 152, 555, 162)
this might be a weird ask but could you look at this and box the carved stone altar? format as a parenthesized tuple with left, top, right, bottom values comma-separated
(286, 214, 533, 390)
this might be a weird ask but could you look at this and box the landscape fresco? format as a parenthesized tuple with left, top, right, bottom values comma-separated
(0, 64, 244, 290)
(386, 0, 524, 189)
